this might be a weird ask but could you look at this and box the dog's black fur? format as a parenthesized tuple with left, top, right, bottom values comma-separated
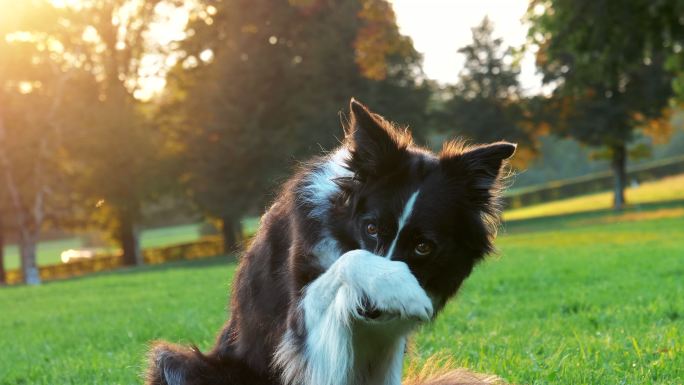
(146, 99, 515, 385)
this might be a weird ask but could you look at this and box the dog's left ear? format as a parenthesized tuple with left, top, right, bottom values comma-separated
(346, 98, 412, 178)
(441, 141, 516, 204)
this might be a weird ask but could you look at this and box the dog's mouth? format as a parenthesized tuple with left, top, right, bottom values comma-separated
(358, 297, 395, 322)
(358, 300, 423, 323)
(359, 306, 427, 325)
(359, 306, 385, 320)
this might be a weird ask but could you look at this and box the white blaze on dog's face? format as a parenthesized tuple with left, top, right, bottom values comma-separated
(337, 99, 516, 311)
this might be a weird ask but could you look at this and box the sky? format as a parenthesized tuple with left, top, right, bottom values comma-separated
(390, 0, 543, 93)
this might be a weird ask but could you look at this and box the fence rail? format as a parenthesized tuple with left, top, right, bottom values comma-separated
(4, 236, 224, 285)
(505, 155, 684, 208)
(5, 155, 684, 285)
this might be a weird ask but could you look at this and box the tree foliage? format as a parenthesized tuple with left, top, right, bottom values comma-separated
(438, 17, 536, 166)
(161, 0, 430, 249)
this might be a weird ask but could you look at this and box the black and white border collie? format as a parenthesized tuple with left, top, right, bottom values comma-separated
(146, 99, 516, 385)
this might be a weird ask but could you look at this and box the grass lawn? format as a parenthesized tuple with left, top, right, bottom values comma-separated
(2, 204, 683, 384)
(505, 174, 684, 221)
(414, 213, 684, 385)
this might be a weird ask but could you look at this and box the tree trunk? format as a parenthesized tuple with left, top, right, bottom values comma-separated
(119, 213, 142, 266)
(0, 215, 5, 285)
(611, 143, 627, 211)
(19, 229, 41, 285)
(221, 216, 242, 253)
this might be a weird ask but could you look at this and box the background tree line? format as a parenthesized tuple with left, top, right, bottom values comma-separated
(1, 0, 682, 284)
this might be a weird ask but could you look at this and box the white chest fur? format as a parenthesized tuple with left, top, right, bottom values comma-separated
(351, 322, 412, 385)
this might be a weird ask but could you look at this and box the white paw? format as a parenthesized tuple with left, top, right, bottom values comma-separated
(336, 250, 434, 322)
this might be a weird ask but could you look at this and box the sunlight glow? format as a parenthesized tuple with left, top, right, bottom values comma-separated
(50, 0, 82, 8)
(199, 49, 214, 63)
(60, 249, 95, 263)
(81, 26, 99, 43)
(18, 82, 35, 94)
(5, 31, 35, 43)
(134, 2, 192, 100)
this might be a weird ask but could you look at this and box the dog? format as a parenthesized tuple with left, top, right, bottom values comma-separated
(146, 99, 516, 385)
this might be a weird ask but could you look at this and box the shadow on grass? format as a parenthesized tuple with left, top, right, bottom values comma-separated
(503, 198, 684, 234)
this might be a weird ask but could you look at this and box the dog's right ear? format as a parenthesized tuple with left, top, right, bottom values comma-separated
(440, 141, 516, 208)
(346, 98, 411, 178)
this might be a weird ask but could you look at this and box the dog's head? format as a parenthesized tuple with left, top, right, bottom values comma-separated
(336, 99, 515, 310)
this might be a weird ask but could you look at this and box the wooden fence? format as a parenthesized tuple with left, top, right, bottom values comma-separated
(4, 236, 224, 285)
(504, 154, 684, 208)
(6, 155, 683, 285)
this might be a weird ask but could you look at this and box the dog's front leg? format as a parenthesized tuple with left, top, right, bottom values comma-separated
(276, 250, 433, 385)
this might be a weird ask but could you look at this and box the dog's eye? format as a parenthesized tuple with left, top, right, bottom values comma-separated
(366, 223, 378, 237)
(414, 241, 434, 256)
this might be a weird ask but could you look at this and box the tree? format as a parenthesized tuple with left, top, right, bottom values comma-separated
(353, 0, 432, 139)
(161, 0, 429, 250)
(160, 0, 309, 250)
(0, 169, 8, 285)
(0, 1, 72, 284)
(528, 0, 683, 209)
(48, 0, 178, 265)
(1, 0, 185, 271)
(0, 214, 4, 284)
(437, 17, 536, 165)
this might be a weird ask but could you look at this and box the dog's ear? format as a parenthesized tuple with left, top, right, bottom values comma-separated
(441, 141, 516, 205)
(346, 98, 411, 178)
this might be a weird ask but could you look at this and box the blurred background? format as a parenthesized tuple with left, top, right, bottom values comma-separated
(1, 0, 682, 284)
(0, 1, 683, 383)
